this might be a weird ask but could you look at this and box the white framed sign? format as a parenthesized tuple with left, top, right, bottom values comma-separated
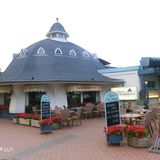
(111, 87, 138, 100)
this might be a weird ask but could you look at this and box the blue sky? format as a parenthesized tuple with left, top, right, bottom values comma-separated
(0, 0, 160, 71)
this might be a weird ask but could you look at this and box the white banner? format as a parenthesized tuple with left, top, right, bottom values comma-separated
(111, 87, 138, 100)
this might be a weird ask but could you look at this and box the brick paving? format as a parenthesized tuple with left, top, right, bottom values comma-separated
(0, 118, 160, 160)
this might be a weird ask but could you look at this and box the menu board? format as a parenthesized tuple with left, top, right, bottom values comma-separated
(104, 91, 120, 127)
(105, 101, 120, 126)
(41, 94, 51, 119)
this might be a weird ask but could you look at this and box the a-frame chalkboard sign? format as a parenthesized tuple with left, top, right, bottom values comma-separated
(40, 94, 52, 133)
(41, 94, 51, 120)
(104, 91, 120, 127)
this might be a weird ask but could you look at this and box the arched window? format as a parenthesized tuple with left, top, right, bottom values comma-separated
(19, 49, 26, 57)
(55, 48, 62, 55)
(83, 50, 90, 57)
(37, 47, 46, 55)
(69, 49, 77, 56)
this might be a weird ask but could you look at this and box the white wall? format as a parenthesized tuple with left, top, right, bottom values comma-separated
(50, 84, 67, 109)
(9, 85, 25, 113)
(46, 84, 55, 110)
(103, 70, 140, 92)
(100, 84, 122, 102)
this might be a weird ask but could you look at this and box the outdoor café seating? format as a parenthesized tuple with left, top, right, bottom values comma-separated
(93, 102, 105, 117)
(81, 103, 93, 119)
(60, 109, 73, 127)
(54, 106, 63, 116)
(121, 113, 142, 125)
(71, 108, 82, 126)
(137, 110, 154, 137)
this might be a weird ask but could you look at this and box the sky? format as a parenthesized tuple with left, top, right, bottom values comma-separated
(0, 0, 160, 71)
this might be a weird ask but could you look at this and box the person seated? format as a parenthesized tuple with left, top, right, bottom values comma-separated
(32, 105, 38, 113)
(126, 102, 133, 113)
(126, 108, 133, 113)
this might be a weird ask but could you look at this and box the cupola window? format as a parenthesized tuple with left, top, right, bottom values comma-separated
(19, 49, 26, 57)
(55, 48, 62, 55)
(37, 47, 46, 55)
(69, 49, 77, 56)
(83, 50, 90, 57)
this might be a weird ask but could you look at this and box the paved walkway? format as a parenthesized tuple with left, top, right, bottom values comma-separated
(0, 118, 159, 160)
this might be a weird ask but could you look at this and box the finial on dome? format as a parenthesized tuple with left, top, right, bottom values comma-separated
(56, 18, 59, 23)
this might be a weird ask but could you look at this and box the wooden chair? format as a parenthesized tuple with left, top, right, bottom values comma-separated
(54, 106, 62, 116)
(93, 103, 104, 117)
(150, 108, 157, 129)
(71, 108, 82, 126)
(138, 111, 153, 137)
(157, 113, 160, 133)
(60, 109, 73, 127)
(82, 103, 93, 119)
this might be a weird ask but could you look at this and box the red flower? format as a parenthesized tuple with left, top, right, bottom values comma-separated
(39, 118, 53, 125)
(126, 125, 149, 138)
(51, 115, 62, 123)
(104, 125, 124, 135)
(32, 114, 40, 120)
(16, 113, 32, 119)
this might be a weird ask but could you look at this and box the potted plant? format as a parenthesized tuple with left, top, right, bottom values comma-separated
(18, 113, 32, 126)
(39, 118, 53, 133)
(126, 125, 151, 148)
(51, 115, 62, 130)
(31, 114, 41, 128)
(104, 125, 124, 145)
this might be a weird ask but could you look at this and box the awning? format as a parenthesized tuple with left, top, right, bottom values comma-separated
(66, 85, 102, 92)
(0, 86, 12, 93)
(24, 85, 46, 92)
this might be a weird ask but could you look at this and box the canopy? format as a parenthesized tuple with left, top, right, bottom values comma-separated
(24, 85, 46, 92)
(0, 86, 12, 93)
(66, 85, 102, 92)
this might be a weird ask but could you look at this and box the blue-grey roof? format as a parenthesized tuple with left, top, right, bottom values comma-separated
(0, 39, 123, 84)
(46, 22, 69, 38)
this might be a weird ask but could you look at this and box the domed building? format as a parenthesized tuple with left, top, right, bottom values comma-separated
(0, 19, 123, 114)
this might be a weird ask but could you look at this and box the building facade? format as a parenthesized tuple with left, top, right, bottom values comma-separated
(0, 19, 123, 115)
(99, 59, 160, 106)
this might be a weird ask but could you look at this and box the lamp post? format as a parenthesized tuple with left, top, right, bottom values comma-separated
(144, 81, 149, 109)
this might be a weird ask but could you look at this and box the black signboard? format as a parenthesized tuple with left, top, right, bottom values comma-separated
(41, 94, 51, 119)
(104, 91, 120, 127)
(105, 101, 120, 126)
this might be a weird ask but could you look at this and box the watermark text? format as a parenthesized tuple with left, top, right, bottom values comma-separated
(0, 147, 14, 152)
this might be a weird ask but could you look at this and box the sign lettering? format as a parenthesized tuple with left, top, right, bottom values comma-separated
(104, 91, 120, 127)
(41, 94, 51, 119)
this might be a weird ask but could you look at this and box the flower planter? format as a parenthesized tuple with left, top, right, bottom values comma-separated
(19, 118, 31, 126)
(52, 123, 61, 130)
(31, 119, 40, 128)
(107, 134, 123, 145)
(13, 117, 19, 124)
(40, 124, 53, 133)
(127, 137, 151, 148)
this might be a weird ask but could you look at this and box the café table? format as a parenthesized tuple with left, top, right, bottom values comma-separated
(121, 113, 143, 124)
(135, 109, 150, 114)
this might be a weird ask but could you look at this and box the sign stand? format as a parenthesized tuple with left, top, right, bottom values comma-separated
(40, 94, 52, 133)
(104, 91, 122, 145)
